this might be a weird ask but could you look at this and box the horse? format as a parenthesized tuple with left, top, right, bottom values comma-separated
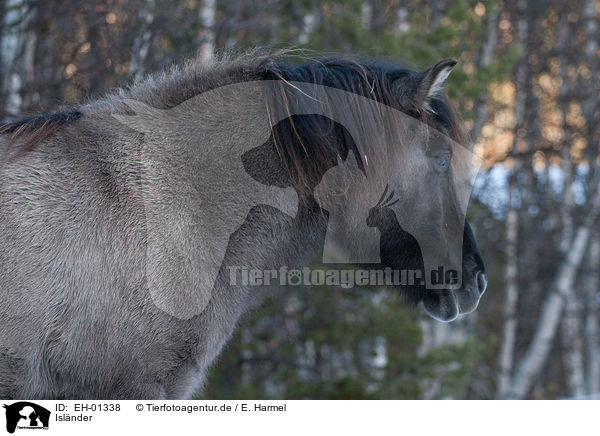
(0, 50, 486, 399)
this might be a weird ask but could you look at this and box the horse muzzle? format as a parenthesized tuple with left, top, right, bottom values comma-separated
(422, 271, 487, 322)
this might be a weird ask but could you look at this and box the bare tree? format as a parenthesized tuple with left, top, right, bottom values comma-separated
(131, 0, 156, 79)
(1, 0, 36, 117)
(496, 0, 529, 399)
(470, 7, 499, 142)
(197, 0, 216, 63)
(581, 0, 600, 396)
(584, 235, 600, 395)
(557, 11, 586, 399)
(507, 186, 600, 398)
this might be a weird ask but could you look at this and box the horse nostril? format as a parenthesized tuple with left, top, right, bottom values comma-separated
(476, 272, 487, 295)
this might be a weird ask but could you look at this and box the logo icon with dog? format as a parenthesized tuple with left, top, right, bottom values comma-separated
(3, 402, 50, 433)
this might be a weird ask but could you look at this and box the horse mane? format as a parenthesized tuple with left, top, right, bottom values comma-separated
(0, 49, 468, 167)
(0, 110, 83, 154)
(0, 48, 276, 155)
(261, 55, 468, 193)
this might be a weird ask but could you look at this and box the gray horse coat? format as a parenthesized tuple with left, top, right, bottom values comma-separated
(0, 52, 486, 399)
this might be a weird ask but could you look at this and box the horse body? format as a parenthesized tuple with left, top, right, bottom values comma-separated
(0, 52, 486, 399)
(1, 113, 184, 398)
(0, 113, 329, 398)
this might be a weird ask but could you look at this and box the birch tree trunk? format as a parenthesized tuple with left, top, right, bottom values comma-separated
(197, 0, 216, 64)
(130, 0, 155, 80)
(394, 7, 409, 35)
(419, 314, 472, 399)
(556, 11, 586, 399)
(429, 0, 442, 28)
(496, 0, 528, 398)
(561, 286, 586, 398)
(470, 8, 499, 142)
(1, 0, 36, 117)
(584, 235, 600, 395)
(299, 6, 318, 45)
(507, 187, 600, 399)
(497, 207, 519, 397)
(557, 13, 574, 255)
(582, 0, 598, 167)
(361, 2, 372, 31)
(581, 0, 600, 397)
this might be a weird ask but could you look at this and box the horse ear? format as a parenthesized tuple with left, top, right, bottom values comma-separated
(415, 59, 457, 111)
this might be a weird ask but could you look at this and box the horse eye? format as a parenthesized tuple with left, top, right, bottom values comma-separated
(433, 152, 451, 171)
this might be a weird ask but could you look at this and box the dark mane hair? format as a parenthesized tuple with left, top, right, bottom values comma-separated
(0, 110, 83, 154)
(0, 50, 468, 170)
(261, 56, 468, 193)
